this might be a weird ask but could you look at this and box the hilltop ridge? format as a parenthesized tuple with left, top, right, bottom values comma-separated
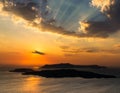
(41, 63, 106, 69)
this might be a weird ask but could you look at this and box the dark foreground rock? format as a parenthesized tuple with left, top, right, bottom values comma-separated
(21, 69, 116, 78)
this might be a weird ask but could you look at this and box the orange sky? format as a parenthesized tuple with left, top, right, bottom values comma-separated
(0, 16, 120, 67)
(0, 1, 120, 67)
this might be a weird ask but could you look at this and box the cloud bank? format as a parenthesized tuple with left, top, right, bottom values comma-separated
(1, 0, 120, 38)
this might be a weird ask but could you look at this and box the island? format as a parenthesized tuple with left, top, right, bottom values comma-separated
(10, 63, 116, 78)
(41, 63, 107, 69)
(22, 69, 116, 78)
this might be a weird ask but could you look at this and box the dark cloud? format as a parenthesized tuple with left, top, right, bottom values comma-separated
(1, 0, 84, 37)
(1, 0, 120, 38)
(3, 2, 38, 21)
(32, 50, 45, 55)
(81, 21, 119, 38)
(82, 0, 120, 38)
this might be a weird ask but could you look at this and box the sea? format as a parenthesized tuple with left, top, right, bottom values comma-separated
(0, 67, 120, 93)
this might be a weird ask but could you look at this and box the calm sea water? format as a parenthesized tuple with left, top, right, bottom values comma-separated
(0, 67, 120, 93)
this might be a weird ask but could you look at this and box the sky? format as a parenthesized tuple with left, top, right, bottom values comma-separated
(0, 0, 120, 67)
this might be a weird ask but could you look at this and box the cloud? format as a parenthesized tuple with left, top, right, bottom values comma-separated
(32, 50, 45, 55)
(1, 0, 120, 38)
(91, 0, 115, 12)
(114, 44, 120, 48)
(79, 0, 120, 38)
(61, 47, 100, 54)
(0, 0, 82, 37)
(79, 21, 119, 38)
(2, 1, 40, 21)
(91, 0, 120, 23)
(59, 46, 70, 49)
(60, 45, 120, 56)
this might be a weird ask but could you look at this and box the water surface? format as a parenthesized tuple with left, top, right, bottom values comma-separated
(0, 68, 120, 93)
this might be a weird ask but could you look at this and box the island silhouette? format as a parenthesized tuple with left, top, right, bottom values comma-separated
(10, 63, 116, 78)
(41, 63, 106, 69)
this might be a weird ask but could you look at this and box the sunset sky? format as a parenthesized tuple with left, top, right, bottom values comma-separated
(0, 0, 120, 67)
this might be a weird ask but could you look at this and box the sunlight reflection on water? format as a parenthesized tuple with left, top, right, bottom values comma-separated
(21, 77, 42, 93)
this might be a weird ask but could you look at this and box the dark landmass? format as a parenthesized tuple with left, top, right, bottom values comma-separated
(41, 63, 107, 69)
(10, 68, 116, 78)
(10, 64, 116, 78)
(23, 69, 116, 78)
(10, 68, 34, 72)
